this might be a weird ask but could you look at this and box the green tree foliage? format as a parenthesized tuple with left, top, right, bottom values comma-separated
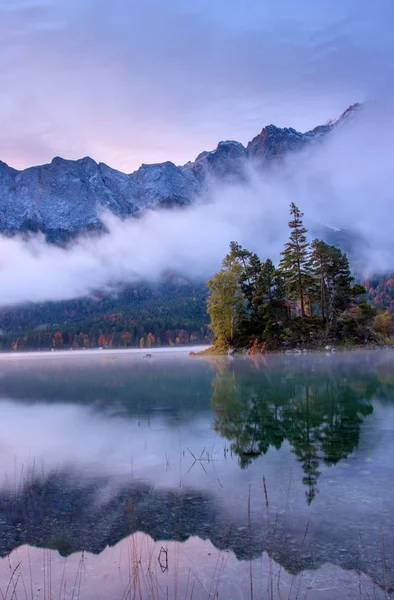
(373, 309, 394, 338)
(211, 361, 380, 503)
(0, 278, 211, 351)
(279, 203, 312, 317)
(310, 239, 365, 332)
(207, 260, 244, 349)
(253, 259, 287, 340)
(207, 203, 383, 350)
(224, 241, 261, 312)
(310, 239, 332, 321)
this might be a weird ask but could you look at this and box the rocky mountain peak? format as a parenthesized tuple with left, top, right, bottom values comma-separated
(0, 105, 360, 241)
(187, 139, 247, 181)
(324, 102, 361, 126)
(247, 124, 309, 164)
(247, 104, 360, 165)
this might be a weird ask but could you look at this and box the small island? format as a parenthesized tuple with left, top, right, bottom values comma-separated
(206, 203, 393, 353)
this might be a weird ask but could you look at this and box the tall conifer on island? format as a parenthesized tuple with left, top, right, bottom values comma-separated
(206, 202, 389, 352)
(279, 203, 311, 317)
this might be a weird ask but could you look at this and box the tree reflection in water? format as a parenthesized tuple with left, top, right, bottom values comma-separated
(211, 357, 381, 503)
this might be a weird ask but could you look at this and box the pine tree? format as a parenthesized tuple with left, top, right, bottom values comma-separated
(206, 204, 376, 350)
(224, 242, 261, 312)
(253, 259, 287, 338)
(310, 239, 332, 321)
(332, 251, 356, 312)
(279, 203, 311, 317)
(254, 259, 286, 308)
(311, 239, 364, 330)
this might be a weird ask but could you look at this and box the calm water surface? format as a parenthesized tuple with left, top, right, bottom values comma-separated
(0, 348, 393, 599)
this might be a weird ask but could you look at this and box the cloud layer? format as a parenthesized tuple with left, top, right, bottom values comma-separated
(0, 102, 393, 306)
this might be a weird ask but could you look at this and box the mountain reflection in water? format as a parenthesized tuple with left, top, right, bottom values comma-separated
(0, 534, 390, 600)
(0, 349, 393, 598)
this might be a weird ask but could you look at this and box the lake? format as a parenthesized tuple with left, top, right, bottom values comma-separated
(0, 348, 393, 599)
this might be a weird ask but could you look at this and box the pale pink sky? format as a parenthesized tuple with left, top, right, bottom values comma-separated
(0, 0, 393, 172)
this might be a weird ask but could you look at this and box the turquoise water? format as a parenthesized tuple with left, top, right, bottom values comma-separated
(0, 348, 392, 599)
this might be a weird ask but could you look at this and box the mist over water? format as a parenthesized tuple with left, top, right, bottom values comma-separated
(0, 102, 393, 307)
(0, 349, 393, 598)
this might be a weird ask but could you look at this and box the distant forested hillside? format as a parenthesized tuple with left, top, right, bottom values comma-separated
(0, 277, 210, 351)
(365, 275, 394, 315)
(0, 270, 392, 352)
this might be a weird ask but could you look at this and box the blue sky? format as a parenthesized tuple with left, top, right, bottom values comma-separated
(1, 0, 393, 171)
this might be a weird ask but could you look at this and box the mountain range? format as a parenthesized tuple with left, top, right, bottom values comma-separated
(0, 104, 359, 241)
(1, 102, 392, 351)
